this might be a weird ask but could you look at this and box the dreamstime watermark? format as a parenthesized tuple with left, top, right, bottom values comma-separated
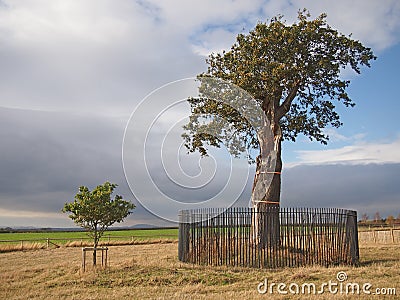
(257, 271, 396, 296)
(122, 77, 275, 223)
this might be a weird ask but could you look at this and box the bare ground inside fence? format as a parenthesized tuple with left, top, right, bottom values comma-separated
(0, 241, 399, 299)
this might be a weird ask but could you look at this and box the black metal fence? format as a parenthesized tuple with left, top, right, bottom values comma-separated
(178, 207, 359, 268)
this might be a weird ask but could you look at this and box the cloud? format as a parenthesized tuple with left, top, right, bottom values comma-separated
(0, 0, 205, 115)
(0, 105, 181, 227)
(302, 0, 400, 51)
(190, 0, 400, 56)
(0, 107, 126, 210)
(282, 163, 400, 219)
(257, 0, 400, 51)
(0, 0, 399, 227)
(191, 28, 238, 57)
(1, 106, 398, 227)
(1, 0, 398, 115)
(288, 137, 400, 167)
(0, 105, 251, 225)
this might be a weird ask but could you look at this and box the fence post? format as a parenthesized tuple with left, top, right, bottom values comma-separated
(47, 238, 50, 249)
(105, 248, 108, 268)
(82, 248, 86, 272)
(352, 211, 359, 264)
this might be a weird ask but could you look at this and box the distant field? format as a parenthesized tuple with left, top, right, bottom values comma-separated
(1, 227, 398, 253)
(0, 228, 178, 247)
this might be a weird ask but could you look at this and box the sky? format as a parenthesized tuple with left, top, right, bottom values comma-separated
(0, 0, 399, 228)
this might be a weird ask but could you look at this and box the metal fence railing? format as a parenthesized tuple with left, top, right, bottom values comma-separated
(178, 207, 359, 268)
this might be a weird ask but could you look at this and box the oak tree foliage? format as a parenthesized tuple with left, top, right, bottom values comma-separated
(183, 10, 376, 164)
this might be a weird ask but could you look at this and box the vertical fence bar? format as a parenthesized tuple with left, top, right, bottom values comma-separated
(285, 207, 290, 267)
(251, 207, 254, 267)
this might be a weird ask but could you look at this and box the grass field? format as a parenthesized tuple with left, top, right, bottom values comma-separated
(0, 228, 178, 241)
(0, 228, 179, 252)
(0, 228, 178, 248)
(0, 241, 399, 299)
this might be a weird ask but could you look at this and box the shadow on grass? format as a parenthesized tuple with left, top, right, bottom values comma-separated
(359, 258, 399, 266)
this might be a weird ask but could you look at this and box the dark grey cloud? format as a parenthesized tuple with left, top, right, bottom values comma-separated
(1, 105, 399, 226)
(0, 107, 125, 211)
(282, 163, 400, 218)
(0, 106, 250, 226)
(0, 105, 181, 227)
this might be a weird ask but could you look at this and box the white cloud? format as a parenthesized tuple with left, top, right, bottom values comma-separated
(0, 0, 151, 44)
(288, 137, 400, 167)
(191, 28, 238, 57)
(0, 207, 61, 219)
(302, 0, 400, 51)
(257, 0, 400, 51)
(322, 128, 351, 142)
(155, 0, 263, 31)
(0, 0, 398, 115)
(0, 0, 203, 115)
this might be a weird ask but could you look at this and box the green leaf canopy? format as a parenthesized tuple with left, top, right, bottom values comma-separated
(63, 182, 135, 246)
(184, 10, 376, 160)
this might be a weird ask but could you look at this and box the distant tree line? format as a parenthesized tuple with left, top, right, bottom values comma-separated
(0, 227, 54, 233)
(358, 212, 400, 227)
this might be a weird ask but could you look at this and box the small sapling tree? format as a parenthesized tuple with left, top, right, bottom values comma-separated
(63, 182, 135, 265)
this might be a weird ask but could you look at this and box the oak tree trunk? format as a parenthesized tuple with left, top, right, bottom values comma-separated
(251, 114, 282, 247)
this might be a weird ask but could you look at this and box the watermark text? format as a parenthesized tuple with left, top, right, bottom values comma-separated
(257, 271, 396, 296)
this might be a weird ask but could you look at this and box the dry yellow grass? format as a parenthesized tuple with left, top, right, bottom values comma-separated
(0, 242, 399, 299)
(0, 242, 46, 253)
(0, 238, 176, 253)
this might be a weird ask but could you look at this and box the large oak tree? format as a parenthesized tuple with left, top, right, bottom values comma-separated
(183, 11, 375, 244)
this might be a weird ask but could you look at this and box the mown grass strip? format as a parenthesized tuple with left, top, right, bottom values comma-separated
(0, 228, 179, 245)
